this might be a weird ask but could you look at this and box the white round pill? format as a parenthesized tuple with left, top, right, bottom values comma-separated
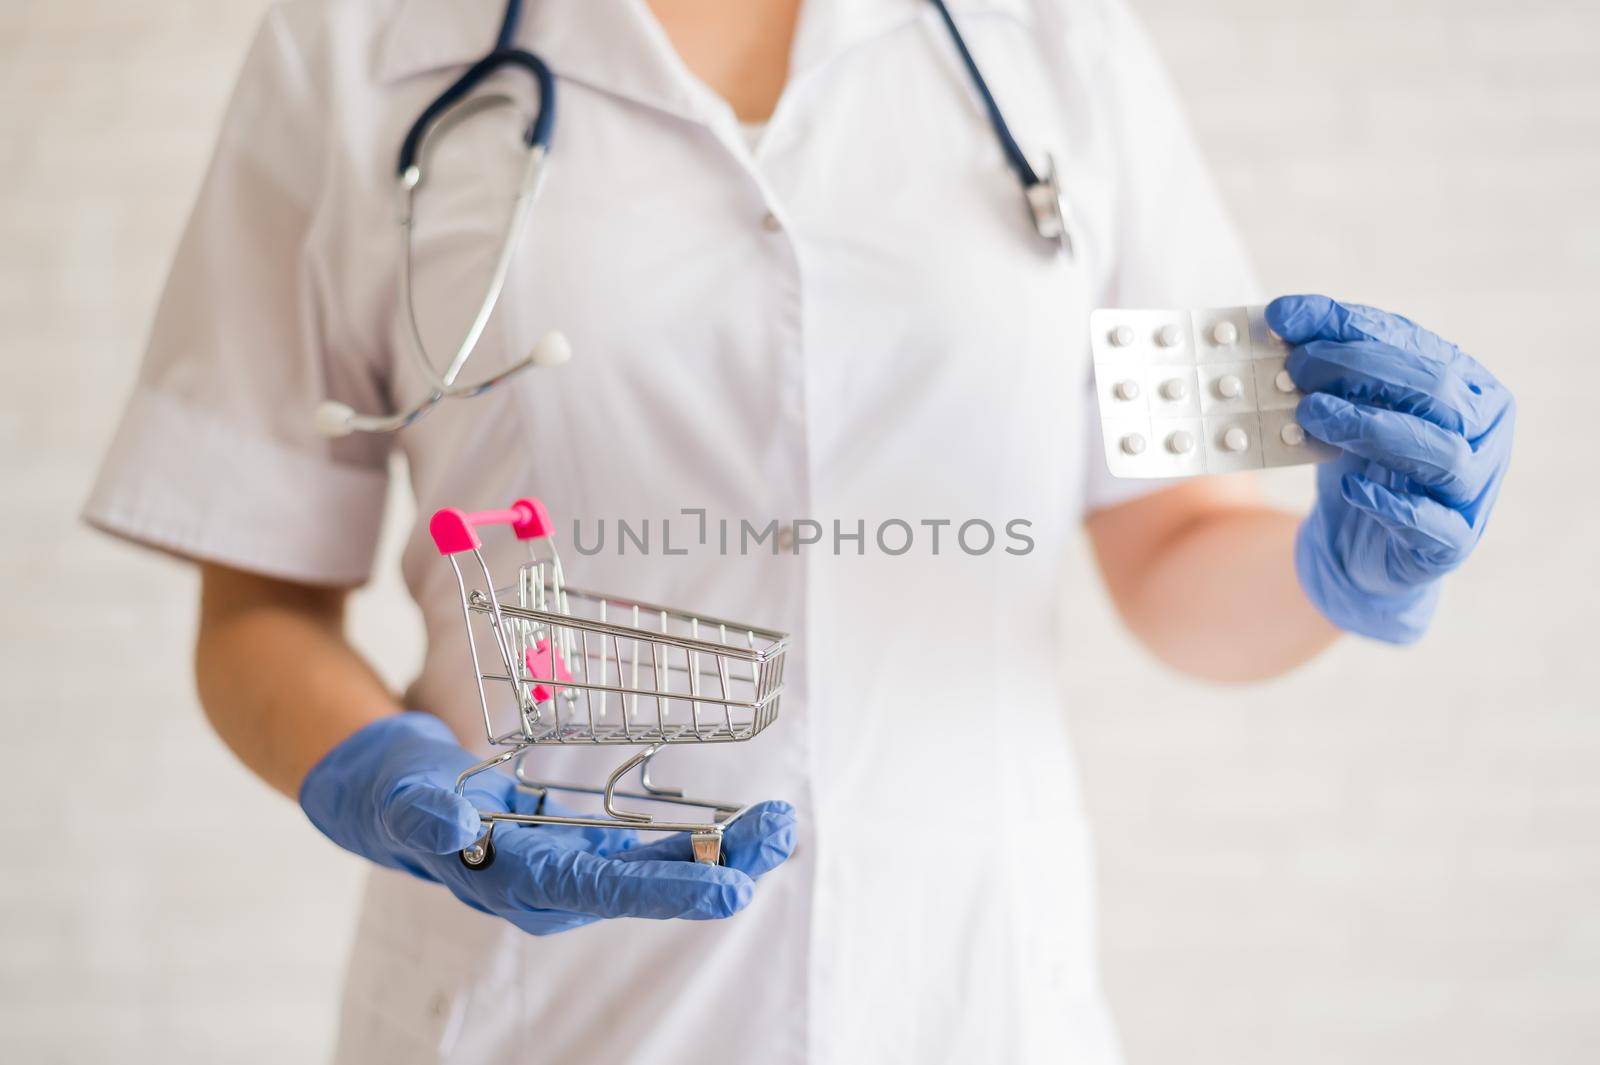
(1110, 324, 1135, 348)
(1274, 369, 1296, 393)
(1167, 430, 1195, 455)
(1120, 433, 1147, 455)
(1280, 422, 1306, 446)
(1221, 426, 1249, 452)
(1160, 377, 1188, 401)
(1113, 379, 1140, 401)
(1156, 323, 1183, 348)
(1211, 321, 1238, 346)
(1216, 374, 1243, 399)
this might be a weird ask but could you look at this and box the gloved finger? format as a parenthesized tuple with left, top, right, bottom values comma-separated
(1267, 294, 1457, 363)
(1270, 295, 1507, 438)
(380, 780, 488, 855)
(436, 866, 598, 936)
(1297, 393, 1482, 507)
(459, 772, 517, 813)
(498, 837, 756, 920)
(503, 910, 599, 937)
(1339, 473, 1473, 564)
(613, 800, 798, 879)
(505, 787, 638, 855)
(1287, 339, 1489, 437)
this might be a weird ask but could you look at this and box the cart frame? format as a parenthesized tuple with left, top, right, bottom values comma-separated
(431, 498, 789, 867)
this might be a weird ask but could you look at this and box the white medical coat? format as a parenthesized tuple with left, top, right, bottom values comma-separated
(84, 0, 1258, 1061)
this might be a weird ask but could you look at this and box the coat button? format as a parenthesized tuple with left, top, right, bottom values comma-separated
(761, 211, 782, 232)
(776, 523, 796, 551)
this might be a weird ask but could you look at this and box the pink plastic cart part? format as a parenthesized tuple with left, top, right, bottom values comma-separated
(430, 497, 554, 555)
(524, 638, 573, 702)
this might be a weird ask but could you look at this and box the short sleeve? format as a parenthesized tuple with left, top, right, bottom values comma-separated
(1077, 0, 1263, 515)
(82, 6, 391, 585)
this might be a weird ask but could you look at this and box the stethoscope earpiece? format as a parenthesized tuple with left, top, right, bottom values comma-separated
(314, 400, 357, 438)
(529, 330, 572, 368)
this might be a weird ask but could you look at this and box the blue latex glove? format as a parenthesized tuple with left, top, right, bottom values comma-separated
(300, 712, 797, 935)
(1267, 294, 1514, 644)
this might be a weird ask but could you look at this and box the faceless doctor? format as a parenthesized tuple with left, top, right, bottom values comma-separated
(84, 1, 1512, 1063)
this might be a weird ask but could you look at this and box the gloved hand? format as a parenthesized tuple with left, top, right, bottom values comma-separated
(300, 712, 796, 935)
(1268, 294, 1515, 644)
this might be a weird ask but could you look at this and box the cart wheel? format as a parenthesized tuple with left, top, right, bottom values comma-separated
(460, 834, 496, 871)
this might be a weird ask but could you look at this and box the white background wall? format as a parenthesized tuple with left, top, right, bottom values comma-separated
(2, 1, 1596, 1062)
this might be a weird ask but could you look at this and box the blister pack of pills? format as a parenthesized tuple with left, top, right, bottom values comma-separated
(1090, 306, 1338, 479)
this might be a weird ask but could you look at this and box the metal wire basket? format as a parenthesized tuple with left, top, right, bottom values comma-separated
(431, 498, 789, 866)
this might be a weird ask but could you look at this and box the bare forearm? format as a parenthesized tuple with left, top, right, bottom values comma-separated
(195, 564, 400, 798)
(1088, 479, 1338, 683)
(1117, 506, 1337, 680)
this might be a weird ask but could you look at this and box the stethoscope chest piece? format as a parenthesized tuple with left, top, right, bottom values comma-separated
(1026, 153, 1074, 259)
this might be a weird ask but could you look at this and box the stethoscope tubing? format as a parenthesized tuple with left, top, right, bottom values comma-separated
(319, 0, 1067, 436)
(924, 0, 1042, 191)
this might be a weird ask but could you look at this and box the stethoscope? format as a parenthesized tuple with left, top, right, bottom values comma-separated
(316, 0, 1072, 437)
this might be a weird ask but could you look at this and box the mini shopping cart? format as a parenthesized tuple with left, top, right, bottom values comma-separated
(430, 497, 789, 868)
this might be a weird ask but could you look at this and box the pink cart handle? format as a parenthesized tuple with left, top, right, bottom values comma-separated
(429, 497, 554, 555)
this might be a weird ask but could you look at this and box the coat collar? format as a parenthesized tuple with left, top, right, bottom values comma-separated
(378, 0, 1033, 124)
